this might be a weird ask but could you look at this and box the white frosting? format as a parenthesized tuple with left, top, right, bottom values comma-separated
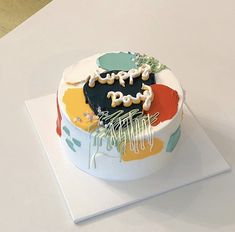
(88, 64, 151, 88)
(107, 83, 154, 111)
(88, 109, 158, 168)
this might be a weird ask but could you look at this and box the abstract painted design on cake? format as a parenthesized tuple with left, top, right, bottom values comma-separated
(63, 88, 98, 132)
(63, 126, 82, 152)
(123, 137, 164, 161)
(87, 109, 159, 166)
(145, 84, 179, 126)
(83, 70, 156, 119)
(166, 126, 181, 152)
(56, 94, 62, 137)
(97, 52, 137, 71)
(57, 51, 184, 180)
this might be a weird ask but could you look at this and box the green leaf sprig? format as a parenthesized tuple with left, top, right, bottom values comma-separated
(135, 53, 167, 73)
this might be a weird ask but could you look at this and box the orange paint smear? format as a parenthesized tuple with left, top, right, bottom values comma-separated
(56, 94, 62, 137)
(146, 84, 179, 126)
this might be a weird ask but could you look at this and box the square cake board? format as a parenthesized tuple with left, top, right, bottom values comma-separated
(25, 94, 230, 224)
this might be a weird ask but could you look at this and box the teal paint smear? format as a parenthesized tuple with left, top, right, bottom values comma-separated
(63, 126, 70, 136)
(166, 126, 181, 152)
(66, 138, 76, 152)
(97, 52, 137, 71)
(72, 138, 81, 147)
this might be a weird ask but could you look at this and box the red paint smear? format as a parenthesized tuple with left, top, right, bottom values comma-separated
(145, 84, 179, 126)
(56, 93, 62, 137)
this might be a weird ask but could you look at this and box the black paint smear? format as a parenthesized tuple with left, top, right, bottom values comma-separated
(83, 70, 156, 124)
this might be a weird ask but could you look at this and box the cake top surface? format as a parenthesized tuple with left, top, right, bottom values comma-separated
(58, 51, 184, 134)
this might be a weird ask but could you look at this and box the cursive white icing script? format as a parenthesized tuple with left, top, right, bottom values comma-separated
(88, 64, 152, 88)
(107, 83, 154, 111)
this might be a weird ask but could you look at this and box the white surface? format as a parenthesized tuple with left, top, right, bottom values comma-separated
(25, 94, 230, 223)
(0, 0, 235, 231)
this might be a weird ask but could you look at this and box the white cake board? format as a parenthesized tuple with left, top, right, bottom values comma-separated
(25, 94, 230, 224)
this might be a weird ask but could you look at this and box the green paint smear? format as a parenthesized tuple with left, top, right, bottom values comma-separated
(72, 138, 81, 147)
(66, 138, 76, 152)
(63, 126, 70, 136)
(97, 52, 137, 71)
(166, 126, 181, 152)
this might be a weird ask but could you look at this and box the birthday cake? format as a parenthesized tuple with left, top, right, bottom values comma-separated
(56, 52, 184, 181)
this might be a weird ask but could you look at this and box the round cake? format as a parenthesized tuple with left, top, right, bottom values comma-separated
(57, 51, 184, 181)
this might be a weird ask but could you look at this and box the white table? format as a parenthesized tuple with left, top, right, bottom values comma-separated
(0, 1, 234, 231)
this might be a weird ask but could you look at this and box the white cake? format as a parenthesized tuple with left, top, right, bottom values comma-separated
(57, 52, 184, 181)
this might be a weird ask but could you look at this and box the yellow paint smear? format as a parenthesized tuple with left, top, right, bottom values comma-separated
(63, 88, 98, 131)
(122, 138, 164, 161)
